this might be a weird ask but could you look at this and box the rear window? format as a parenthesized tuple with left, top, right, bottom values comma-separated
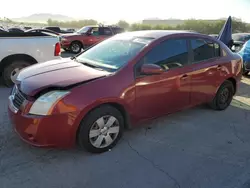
(191, 39, 221, 62)
(232, 34, 250, 42)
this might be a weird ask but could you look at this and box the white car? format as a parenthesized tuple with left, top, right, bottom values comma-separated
(0, 32, 61, 86)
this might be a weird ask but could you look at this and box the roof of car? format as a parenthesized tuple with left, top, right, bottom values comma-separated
(120, 30, 200, 39)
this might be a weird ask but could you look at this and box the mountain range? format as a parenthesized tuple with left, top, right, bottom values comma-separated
(12, 13, 75, 23)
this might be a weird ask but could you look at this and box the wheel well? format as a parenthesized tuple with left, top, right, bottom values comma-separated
(107, 103, 132, 129)
(0, 54, 37, 76)
(226, 77, 236, 95)
(81, 102, 131, 130)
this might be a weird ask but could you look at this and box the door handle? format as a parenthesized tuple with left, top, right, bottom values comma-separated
(180, 74, 188, 80)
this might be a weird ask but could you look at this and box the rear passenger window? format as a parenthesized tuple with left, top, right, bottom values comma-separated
(100, 28, 113, 36)
(191, 39, 220, 62)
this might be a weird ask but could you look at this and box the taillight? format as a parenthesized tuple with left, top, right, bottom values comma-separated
(54, 42, 61, 56)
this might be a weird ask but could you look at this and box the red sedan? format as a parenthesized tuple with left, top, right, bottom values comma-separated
(8, 30, 242, 153)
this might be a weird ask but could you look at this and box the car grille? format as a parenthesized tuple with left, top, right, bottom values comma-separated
(12, 85, 26, 110)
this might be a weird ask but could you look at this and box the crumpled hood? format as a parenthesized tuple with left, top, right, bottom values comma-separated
(17, 58, 110, 96)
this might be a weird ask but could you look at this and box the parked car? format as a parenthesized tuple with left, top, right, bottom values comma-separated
(232, 33, 250, 44)
(0, 28, 7, 33)
(23, 26, 32, 30)
(8, 30, 242, 153)
(44, 26, 61, 33)
(60, 25, 125, 54)
(232, 33, 250, 52)
(0, 32, 61, 86)
(8, 27, 24, 33)
(44, 26, 73, 34)
(25, 28, 60, 36)
(238, 39, 250, 76)
(66, 28, 76, 33)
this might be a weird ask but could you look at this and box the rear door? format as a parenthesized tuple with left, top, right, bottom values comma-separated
(188, 38, 223, 105)
(98, 27, 113, 41)
(135, 38, 193, 119)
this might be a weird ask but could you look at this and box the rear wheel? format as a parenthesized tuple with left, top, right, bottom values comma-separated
(77, 105, 124, 153)
(63, 48, 70, 52)
(243, 71, 249, 76)
(209, 80, 234, 111)
(2, 61, 32, 87)
(70, 41, 82, 54)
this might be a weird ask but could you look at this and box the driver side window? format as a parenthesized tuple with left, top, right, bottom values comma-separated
(89, 27, 100, 36)
(141, 38, 189, 70)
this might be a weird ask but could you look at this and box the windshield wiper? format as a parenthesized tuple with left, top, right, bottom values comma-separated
(75, 59, 105, 71)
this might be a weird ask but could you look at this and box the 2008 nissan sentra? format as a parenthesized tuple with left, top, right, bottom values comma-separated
(8, 30, 242, 153)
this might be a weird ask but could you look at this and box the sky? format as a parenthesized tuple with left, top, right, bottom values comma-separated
(1, 0, 250, 23)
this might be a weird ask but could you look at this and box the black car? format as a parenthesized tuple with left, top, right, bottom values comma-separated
(8, 28, 24, 33)
(44, 26, 61, 33)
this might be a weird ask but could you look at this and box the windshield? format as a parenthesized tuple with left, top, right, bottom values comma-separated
(76, 26, 90, 34)
(76, 35, 154, 71)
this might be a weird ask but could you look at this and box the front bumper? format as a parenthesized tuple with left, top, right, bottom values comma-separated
(8, 97, 78, 148)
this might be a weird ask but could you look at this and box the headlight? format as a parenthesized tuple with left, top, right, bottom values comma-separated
(29, 90, 70, 116)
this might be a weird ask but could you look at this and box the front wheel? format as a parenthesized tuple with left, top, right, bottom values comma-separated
(77, 105, 124, 153)
(209, 80, 234, 111)
(2, 61, 31, 87)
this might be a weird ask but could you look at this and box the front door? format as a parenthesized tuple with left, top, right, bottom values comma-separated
(84, 27, 103, 46)
(135, 38, 192, 120)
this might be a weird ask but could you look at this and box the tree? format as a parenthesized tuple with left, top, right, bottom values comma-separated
(117, 20, 129, 29)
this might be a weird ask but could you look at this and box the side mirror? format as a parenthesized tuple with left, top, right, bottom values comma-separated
(140, 64, 164, 75)
(86, 32, 91, 36)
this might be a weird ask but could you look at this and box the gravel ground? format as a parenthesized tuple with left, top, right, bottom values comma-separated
(1, 55, 250, 188)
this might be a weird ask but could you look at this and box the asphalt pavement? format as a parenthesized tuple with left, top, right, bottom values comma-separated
(1, 53, 250, 188)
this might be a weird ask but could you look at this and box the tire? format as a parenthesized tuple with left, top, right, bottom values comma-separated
(63, 48, 70, 52)
(77, 105, 124, 153)
(2, 61, 31, 87)
(243, 71, 249, 76)
(243, 64, 249, 76)
(70, 41, 82, 54)
(209, 80, 234, 111)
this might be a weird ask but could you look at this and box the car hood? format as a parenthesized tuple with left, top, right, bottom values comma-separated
(17, 58, 111, 96)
